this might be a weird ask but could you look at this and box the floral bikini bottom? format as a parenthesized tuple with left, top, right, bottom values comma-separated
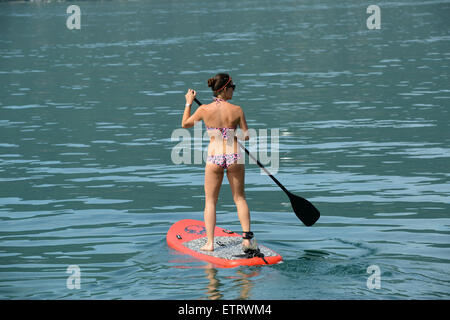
(207, 153, 242, 169)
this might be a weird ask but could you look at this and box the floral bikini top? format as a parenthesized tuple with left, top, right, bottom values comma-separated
(207, 127, 236, 140)
(206, 97, 237, 140)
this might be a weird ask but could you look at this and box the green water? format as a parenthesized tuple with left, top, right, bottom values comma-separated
(0, 0, 449, 299)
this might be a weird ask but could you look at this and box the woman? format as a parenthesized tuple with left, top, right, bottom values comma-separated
(181, 73, 257, 253)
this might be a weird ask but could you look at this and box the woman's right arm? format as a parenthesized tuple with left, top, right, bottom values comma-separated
(238, 107, 250, 141)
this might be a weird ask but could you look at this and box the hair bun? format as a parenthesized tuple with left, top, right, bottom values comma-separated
(207, 78, 216, 88)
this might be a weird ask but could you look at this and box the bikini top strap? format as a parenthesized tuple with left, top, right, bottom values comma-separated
(206, 126, 237, 139)
(213, 97, 225, 104)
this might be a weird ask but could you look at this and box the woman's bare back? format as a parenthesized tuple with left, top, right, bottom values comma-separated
(202, 100, 243, 129)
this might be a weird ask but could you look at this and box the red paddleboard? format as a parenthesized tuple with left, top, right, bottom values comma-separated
(166, 219, 283, 268)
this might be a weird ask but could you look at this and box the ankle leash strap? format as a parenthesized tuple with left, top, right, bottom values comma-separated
(242, 231, 254, 240)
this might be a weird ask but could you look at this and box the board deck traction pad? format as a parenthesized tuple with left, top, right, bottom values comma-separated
(167, 219, 283, 267)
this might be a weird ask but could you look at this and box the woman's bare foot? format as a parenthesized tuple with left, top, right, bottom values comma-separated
(242, 239, 252, 248)
(200, 242, 214, 251)
(242, 239, 258, 252)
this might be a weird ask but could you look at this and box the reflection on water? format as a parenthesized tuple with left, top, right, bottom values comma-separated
(203, 265, 259, 300)
(204, 267, 223, 300)
(167, 259, 259, 300)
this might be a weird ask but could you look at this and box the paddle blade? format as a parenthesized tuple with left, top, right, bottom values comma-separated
(287, 192, 320, 226)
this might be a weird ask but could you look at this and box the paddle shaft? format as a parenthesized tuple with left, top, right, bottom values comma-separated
(193, 98, 290, 196)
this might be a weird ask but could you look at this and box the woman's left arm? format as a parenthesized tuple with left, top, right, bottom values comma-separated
(181, 89, 203, 128)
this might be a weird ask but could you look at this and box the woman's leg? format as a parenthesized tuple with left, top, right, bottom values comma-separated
(226, 163, 252, 247)
(201, 162, 224, 251)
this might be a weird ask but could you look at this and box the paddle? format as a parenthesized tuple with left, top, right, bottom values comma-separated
(193, 97, 320, 226)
